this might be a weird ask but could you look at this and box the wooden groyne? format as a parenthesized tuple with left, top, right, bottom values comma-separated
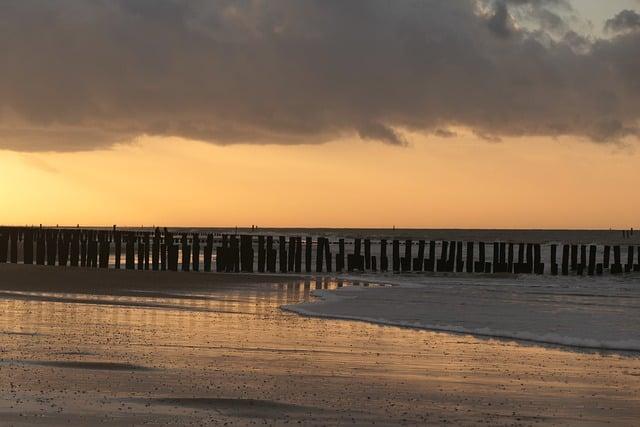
(0, 226, 639, 277)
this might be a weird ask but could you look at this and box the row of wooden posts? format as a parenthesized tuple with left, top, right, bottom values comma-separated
(0, 227, 639, 276)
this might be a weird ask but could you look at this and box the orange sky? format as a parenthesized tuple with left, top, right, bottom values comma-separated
(1, 133, 638, 229)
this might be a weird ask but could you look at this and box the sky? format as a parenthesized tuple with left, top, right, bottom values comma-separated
(1, 0, 639, 228)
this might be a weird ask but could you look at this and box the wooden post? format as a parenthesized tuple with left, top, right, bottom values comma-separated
(492, 242, 499, 273)
(364, 239, 371, 270)
(215, 235, 225, 273)
(266, 236, 276, 273)
(465, 241, 474, 273)
(257, 235, 266, 273)
(47, 230, 58, 266)
(294, 237, 302, 273)
(70, 229, 80, 267)
(169, 235, 179, 272)
(577, 245, 586, 276)
(437, 241, 448, 272)
(414, 240, 425, 272)
(316, 237, 324, 273)
(204, 234, 213, 272)
(126, 232, 135, 270)
(626, 246, 634, 273)
(152, 228, 160, 271)
(240, 235, 254, 273)
(305, 237, 312, 273)
(0, 232, 8, 263)
(354, 238, 363, 271)
(475, 242, 485, 273)
(550, 244, 558, 275)
(336, 238, 345, 272)
(9, 230, 18, 264)
(192, 233, 200, 272)
(230, 234, 239, 272)
(324, 237, 332, 273)
(507, 243, 514, 273)
(499, 242, 507, 273)
(381, 239, 389, 272)
(161, 229, 169, 271)
(455, 241, 464, 272)
(392, 240, 400, 272)
(23, 230, 34, 265)
(534, 244, 543, 274)
(635, 246, 640, 272)
(447, 241, 456, 272)
(588, 245, 596, 276)
(603, 245, 611, 269)
(525, 244, 533, 274)
(99, 231, 110, 268)
(515, 243, 525, 274)
(36, 230, 45, 265)
(288, 237, 296, 272)
(611, 246, 622, 274)
(279, 236, 287, 273)
(180, 234, 190, 272)
(144, 232, 151, 270)
(561, 244, 569, 275)
(403, 240, 412, 272)
(570, 245, 578, 271)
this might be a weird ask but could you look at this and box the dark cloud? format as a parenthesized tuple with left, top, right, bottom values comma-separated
(605, 9, 640, 33)
(0, 0, 639, 152)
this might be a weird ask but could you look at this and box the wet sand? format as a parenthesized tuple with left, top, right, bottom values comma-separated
(1, 264, 639, 425)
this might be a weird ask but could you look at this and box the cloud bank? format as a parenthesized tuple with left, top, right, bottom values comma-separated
(1, 0, 639, 151)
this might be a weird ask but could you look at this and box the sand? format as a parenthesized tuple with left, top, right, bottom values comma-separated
(1, 264, 639, 425)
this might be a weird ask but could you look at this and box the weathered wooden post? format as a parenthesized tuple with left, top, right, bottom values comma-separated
(507, 243, 514, 273)
(125, 231, 135, 270)
(364, 239, 371, 270)
(561, 244, 569, 275)
(305, 237, 313, 273)
(570, 245, 578, 271)
(9, 230, 18, 264)
(0, 231, 8, 263)
(474, 242, 485, 273)
(144, 232, 150, 270)
(70, 229, 80, 267)
(180, 234, 190, 272)
(465, 241, 474, 273)
(239, 235, 253, 273)
(634, 246, 640, 272)
(335, 238, 344, 272)
(152, 228, 160, 271)
(99, 231, 110, 268)
(294, 237, 302, 273)
(447, 241, 456, 272)
(192, 233, 200, 272)
(626, 246, 635, 273)
(534, 244, 543, 274)
(36, 230, 45, 265)
(57, 231, 67, 267)
(353, 238, 363, 271)
(414, 240, 425, 271)
(603, 245, 611, 269)
(577, 245, 586, 276)
(136, 234, 144, 270)
(381, 239, 389, 272)
(588, 245, 596, 276)
(324, 237, 332, 272)
(392, 240, 400, 272)
(47, 230, 58, 266)
(279, 236, 287, 273)
(437, 241, 448, 272)
(266, 236, 276, 273)
(403, 240, 412, 272)
(23, 229, 34, 265)
(316, 237, 324, 273)
(257, 235, 266, 273)
(525, 244, 533, 274)
(161, 229, 169, 271)
(550, 244, 558, 275)
(492, 242, 499, 273)
(169, 234, 179, 272)
(515, 243, 524, 273)
(204, 234, 213, 272)
(287, 237, 296, 272)
(455, 241, 464, 272)
(499, 242, 507, 273)
(231, 234, 240, 272)
(611, 246, 622, 274)
(215, 235, 225, 273)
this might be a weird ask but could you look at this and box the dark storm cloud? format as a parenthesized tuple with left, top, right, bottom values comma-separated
(605, 9, 640, 33)
(0, 0, 639, 152)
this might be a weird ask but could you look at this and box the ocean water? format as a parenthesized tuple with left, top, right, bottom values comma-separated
(284, 272, 640, 353)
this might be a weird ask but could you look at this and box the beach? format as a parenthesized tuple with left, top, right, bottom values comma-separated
(1, 264, 639, 426)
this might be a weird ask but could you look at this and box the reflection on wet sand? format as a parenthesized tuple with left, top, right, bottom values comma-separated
(0, 269, 639, 425)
